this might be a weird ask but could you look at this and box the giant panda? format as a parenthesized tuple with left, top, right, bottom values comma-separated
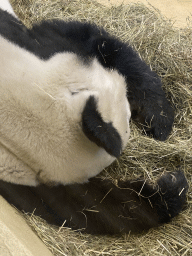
(0, 1, 188, 235)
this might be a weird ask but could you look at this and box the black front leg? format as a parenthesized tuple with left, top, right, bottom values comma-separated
(0, 170, 188, 235)
(88, 35, 174, 141)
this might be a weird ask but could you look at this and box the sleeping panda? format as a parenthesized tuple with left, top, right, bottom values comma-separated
(0, 1, 188, 235)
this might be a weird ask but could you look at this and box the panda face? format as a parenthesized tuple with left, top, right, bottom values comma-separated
(0, 35, 130, 186)
(43, 53, 131, 151)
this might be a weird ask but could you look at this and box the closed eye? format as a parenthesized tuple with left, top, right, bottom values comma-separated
(71, 91, 79, 95)
(70, 88, 88, 95)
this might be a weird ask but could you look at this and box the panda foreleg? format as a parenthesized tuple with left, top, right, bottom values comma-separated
(0, 170, 188, 235)
(61, 169, 188, 234)
(87, 34, 174, 141)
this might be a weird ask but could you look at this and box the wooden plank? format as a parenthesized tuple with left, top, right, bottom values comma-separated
(0, 196, 53, 256)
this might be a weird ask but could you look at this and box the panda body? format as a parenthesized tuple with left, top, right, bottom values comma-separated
(0, 1, 188, 236)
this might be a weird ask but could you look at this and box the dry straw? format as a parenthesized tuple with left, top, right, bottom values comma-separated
(10, 0, 192, 255)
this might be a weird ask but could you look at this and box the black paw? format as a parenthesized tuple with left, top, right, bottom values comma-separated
(130, 85, 174, 141)
(155, 170, 188, 222)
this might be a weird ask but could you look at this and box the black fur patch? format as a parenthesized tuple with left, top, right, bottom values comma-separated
(82, 96, 122, 158)
(0, 170, 188, 235)
(155, 170, 189, 222)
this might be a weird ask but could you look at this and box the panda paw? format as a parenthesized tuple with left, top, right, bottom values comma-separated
(155, 170, 188, 223)
(130, 91, 174, 141)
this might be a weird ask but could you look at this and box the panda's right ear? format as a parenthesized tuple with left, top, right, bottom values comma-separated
(87, 35, 119, 69)
(82, 96, 122, 158)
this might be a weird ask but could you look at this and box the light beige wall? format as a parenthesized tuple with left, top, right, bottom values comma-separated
(0, 196, 53, 256)
(97, 0, 192, 28)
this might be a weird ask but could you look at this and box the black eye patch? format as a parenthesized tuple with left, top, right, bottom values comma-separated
(82, 95, 122, 158)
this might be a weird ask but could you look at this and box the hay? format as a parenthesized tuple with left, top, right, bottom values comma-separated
(10, 0, 192, 255)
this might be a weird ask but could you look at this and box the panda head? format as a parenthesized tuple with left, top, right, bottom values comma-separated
(0, 41, 131, 185)
(54, 56, 131, 159)
(12, 52, 131, 185)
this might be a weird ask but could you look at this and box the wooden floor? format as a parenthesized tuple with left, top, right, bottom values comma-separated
(97, 0, 192, 28)
(0, 196, 52, 256)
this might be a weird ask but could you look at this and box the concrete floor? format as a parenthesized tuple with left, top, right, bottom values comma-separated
(97, 0, 192, 28)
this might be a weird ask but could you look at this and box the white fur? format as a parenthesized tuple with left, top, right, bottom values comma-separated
(0, 35, 131, 186)
(0, 0, 17, 18)
(0, 145, 38, 185)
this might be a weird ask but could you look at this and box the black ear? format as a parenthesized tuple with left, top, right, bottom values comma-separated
(88, 35, 119, 69)
(82, 96, 122, 158)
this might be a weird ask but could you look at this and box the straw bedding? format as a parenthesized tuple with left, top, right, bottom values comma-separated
(10, 0, 192, 255)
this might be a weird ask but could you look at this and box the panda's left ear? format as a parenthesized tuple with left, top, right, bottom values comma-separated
(82, 96, 122, 158)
